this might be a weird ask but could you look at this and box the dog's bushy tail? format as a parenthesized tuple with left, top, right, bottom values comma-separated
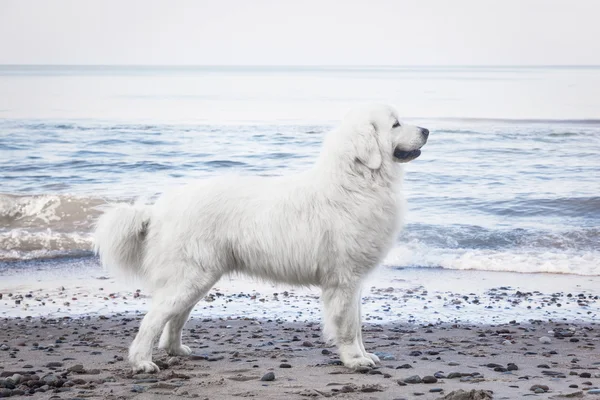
(93, 202, 151, 281)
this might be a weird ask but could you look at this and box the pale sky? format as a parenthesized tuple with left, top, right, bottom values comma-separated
(1, 0, 599, 65)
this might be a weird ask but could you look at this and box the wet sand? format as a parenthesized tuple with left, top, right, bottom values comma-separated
(1, 260, 599, 399)
(1, 313, 599, 399)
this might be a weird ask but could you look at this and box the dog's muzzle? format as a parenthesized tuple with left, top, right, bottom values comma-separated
(393, 127, 429, 163)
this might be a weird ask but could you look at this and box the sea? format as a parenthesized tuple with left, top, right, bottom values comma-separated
(1, 65, 599, 321)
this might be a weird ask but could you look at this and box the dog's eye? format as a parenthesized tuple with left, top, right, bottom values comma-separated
(392, 121, 401, 128)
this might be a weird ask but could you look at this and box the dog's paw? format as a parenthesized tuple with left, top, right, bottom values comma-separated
(132, 361, 160, 373)
(365, 352, 380, 364)
(342, 356, 376, 369)
(166, 345, 192, 356)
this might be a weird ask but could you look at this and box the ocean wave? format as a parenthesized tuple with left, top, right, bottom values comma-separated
(0, 230, 93, 261)
(385, 244, 600, 276)
(402, 223, 600, 251)
(0, 194, 106, 230)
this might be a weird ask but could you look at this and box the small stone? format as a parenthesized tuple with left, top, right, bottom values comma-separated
(359, 384, 384, 393)
(447, 372, 463, 379)
(374, 351, 396, 361)
(340, 385, 355, 392)
(396, 364, 413, 369)
(438, 390, 493, 400)
(580, 372, 591, 378)
(502, 340, 511, 345)
(279, 363, 292, 368)
(9, 374, 22, 385)
(539, 336, 552, 344)
(587, 389, 600, 394)
(0, 389, 11, 398)
(260, 372, 275, 381)
(67, 364, 85, 373)
(302, 341, 313, 347)
(46, 362, 63, 368)
(429, 388, 443, 393)
(131, 385, 146, 393)
(409, 351, 422, 357)
(507, 363, 518, 371)
(422, 376, 438, 384)
(404, 375, 422, 384)
(41, 374, 59, 387)
(530, 384, 549, 393)
(321, 349, 331, 355)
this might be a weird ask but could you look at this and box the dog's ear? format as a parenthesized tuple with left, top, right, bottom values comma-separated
(354, 123, 382, 170)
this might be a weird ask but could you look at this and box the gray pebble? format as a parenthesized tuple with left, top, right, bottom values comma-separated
(404, 375, 422, 384)
(260, 372, 275, 381)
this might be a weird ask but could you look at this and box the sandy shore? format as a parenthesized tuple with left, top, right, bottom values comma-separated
(1, 314, 599, 399)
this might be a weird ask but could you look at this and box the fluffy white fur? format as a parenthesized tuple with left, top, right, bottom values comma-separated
(94, 104, 429, 373)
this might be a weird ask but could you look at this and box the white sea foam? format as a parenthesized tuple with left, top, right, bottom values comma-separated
(384, 243, 600, 276)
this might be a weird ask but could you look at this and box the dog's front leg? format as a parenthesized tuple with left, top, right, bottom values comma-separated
(322, 285, 375, 369)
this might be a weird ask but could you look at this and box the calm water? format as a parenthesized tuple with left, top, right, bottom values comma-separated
(1, 65, 599, 275)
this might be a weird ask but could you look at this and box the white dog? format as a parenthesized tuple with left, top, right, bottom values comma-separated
(94, 104, 429, 373)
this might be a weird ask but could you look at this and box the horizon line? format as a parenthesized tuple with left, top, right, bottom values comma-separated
(1, 63, 600, 68)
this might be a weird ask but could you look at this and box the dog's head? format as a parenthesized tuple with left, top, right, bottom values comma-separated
(341, 104, 429, 170)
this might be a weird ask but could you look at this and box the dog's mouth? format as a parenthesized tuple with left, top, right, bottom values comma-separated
(393, 148, 422, 163)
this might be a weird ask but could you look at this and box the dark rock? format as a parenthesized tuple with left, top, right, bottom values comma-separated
(409, 351, 422, 357)
(46, 362, 63, 368)
(580, 372, 591, 378)
(422, 376, 438, 384)
(447, 372, 463, 379)
(396, 364, 413, 369)
(404, 375, 422, 384)
(0, 389, 11, 398)
(430, 388, 444, 393)
(67, 364, 85, 373)
(321, 349, 331, 355)
(359, 384, 384, 392)
(131, 385, 146, 393)
(279, 363, 292, 368)
(507, 363, 518, 371)
(260, 372, 275, 382)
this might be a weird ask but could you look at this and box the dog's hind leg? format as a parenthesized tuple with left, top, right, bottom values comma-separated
(355, 292, 380, 364)
(128, 273, 219, 373)
(158, 304, 195, 356)
(322, 284, 375, 369)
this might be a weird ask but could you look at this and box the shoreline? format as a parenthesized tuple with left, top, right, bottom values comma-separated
(1, 315, 599, 399)
(1, 259, 599, 398)
(1, 258, 598, 324)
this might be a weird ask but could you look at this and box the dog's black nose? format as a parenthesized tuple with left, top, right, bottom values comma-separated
(420, 128, 429, 138)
